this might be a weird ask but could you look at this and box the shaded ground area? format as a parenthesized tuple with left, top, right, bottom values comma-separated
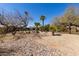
(0, 32, 79, 56)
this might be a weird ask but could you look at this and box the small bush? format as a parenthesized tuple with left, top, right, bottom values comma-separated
(34, 22, 40, 33)
(49, 25, 57, 32)
(44, 24, 50, 32)
(58, 25, 67, 32)
(40, 26, 45, 31)
(49, 25, 57, 36)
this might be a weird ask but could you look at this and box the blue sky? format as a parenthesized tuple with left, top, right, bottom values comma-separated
(0, 3, 78, 27)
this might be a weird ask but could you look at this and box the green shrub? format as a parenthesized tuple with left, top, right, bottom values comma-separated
(34, 22, 40, 33)
(44, 24, 50, 32)
(58, 25, 67, 32)
(40, 26, 45, 31)
(49, 25, 57, 36)
(49, 25, 57, 32)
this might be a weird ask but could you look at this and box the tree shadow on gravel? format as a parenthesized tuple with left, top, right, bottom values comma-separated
(54, 33, 61, 36)
(0, 48, 16, 56)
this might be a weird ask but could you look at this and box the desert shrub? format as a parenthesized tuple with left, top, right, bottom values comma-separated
(49, 25, 57, 32)
(34, 22, 40, 33)
(58, 25, 67, 32)
(0, 28, 4, 34)
(36, 28, 39, 33)
(0, 27, 7, 34)
(40, 26, 45, 31)
(49, 25, 57, 35)
(44, 24, 50, 32)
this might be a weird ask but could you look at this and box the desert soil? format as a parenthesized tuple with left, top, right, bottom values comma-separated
(0, 32, 79, 56)
(36, 32, 79, 56)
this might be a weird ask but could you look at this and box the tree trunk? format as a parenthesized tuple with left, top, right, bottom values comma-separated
(12, 31, 16, 36)
(42, 20, 44, 26)
(6, 26, 9, 33)
(52, 31, 54, 36)
(36, 26, 39, 33)
(76, 26, 78, 32)
(12, 26, 17, 35)
(69, 24, 71, 34)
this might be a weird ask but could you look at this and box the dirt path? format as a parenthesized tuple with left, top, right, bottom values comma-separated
(35, 32, 79, 55)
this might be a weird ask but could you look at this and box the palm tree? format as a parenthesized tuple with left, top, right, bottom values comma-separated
(40, 16, 45, 26)
(34, 22, 40, 33)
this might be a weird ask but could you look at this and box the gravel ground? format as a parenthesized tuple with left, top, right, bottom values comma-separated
(1, 32, 79, 56)
(0, 32, 65, 56)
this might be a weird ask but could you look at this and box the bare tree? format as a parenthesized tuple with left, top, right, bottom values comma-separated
(15, 10, 33, 28)
(0, 9, 33, 35)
